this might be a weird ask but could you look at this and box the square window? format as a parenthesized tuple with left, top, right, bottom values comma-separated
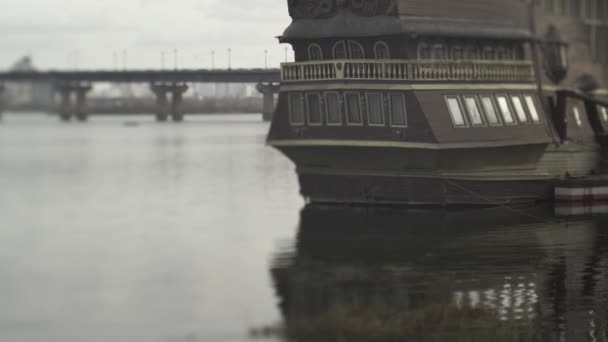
(480, 96, 501, 125)
(306, 93, 322, 125)
(464, 96, 485, 126)
(345, 93, 362, 124)
(325, 92, 342, 125)
(524, 95, 541, 122)
(389, 94, 407, 127)
(289, 93, 304, 125)
(496, 95, 516, 125)
(366, 93, 385, 126)
(445, 96, 467, 127)
(573, 107, 582, 127)
(511, 95, 528, 123)
(599, 105, 608, 123)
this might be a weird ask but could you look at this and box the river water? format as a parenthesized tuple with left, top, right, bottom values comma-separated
(0, 113, 607, 342)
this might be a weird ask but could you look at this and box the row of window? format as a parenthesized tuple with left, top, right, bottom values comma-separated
(288, 92, 407, 127)
(306, 40, 521, 61)
(445, 94, 541, 128)
(308, 41, 389, 61)
(418, 44, 520, 61)
(570, 104, 608, 128)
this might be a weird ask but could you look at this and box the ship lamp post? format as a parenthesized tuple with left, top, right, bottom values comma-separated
(542, 25, 569, 85)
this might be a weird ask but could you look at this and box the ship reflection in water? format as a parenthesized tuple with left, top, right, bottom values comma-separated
(258, 206, 608, 342)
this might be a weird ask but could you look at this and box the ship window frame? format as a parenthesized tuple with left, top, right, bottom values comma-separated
(374, 41, 391, 60)
(482, 46, 495, 60)
(524, 95, 541, 123)
(510, 95, 529, 124)
(496, 94, 517, 126)
(306, 92, 323, 126)
(332, 41, 348, 60)
(418, 43, 431, 60)
(445, 96, 469, 128)
(431, 44, 446, 60)
(572, 106, 583, 127)
(598, 105, 608, 123)
(307, 43, 324, 61)
(389, 93, 408, 128)
(325, 91, 342, 126)
(480, 95, 502, 126)
(344, 92, 363, 126)
(348, 40, 365, 59)
(463, 95, 486, 127)
(451, 46, 463, 60)
(365, 92, 385, 127)
(288, 93, 305, 126)
(464, 45, 479, 60)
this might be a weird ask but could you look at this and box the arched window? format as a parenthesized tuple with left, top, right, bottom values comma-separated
(432, 44, 446, 60)
(332, 41, 348, 59)
(496, 46, 507, 60)
(464, 46, 478, 60)
(308, 44, 323, 61)
(451, 46, 463, 60)
(348, 40, 365, 59)
(418, 43, 431, 60)
(482, 46, 495, 60)
(374, 41, 390, 59)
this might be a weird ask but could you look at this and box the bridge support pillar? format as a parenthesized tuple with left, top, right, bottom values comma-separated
(150, 83, 189, 122)
(256, 83, 280, 122)
(0, 84, 5, 120)
(55, 83, 92, 122)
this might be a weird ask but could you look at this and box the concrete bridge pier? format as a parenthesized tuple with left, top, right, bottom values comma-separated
(56, 83, 92, 121)
(256, 83, 280, 122)
(150, 83, 189, 122)
(0, 84, 5, 120)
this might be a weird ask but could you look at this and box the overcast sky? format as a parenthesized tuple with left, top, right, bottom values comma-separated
(0, 0, 292, 70)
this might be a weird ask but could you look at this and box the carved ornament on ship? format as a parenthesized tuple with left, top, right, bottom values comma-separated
(288, 0, 398, 19)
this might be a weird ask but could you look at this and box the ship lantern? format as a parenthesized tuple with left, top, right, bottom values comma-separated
(542, 25, 569, 85)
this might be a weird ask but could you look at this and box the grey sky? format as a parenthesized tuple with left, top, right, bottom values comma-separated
(0, 0, 291, 70)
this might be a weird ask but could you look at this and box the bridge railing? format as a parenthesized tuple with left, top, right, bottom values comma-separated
(280, 59, 535, 83)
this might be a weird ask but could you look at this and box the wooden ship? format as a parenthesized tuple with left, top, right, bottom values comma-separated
(267, 0, 608, 205)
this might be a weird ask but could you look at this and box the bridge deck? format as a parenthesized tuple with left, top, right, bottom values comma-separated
(0, 69, 281, 83)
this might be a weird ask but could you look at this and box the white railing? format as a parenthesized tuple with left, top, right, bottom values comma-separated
(281, 60, 535, 83)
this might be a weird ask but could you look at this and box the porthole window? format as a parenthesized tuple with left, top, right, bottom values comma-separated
(496, 95, 516, 125)
(348, 40, 365, 59)
(325, 92, 342, 125)
(524, 95, 541, 123)
(289, 93, 305, 125)
(464, 96, 485, 126)
(389, 94, 407, 127)
(418, 43, 431, 60)
(511, 95, 528, 123)
(306, 93, 322, 125)
(598, 105, 608, 123)
(445, 96, 468, 127)
(366, 93, 385, 126)
(308, 44, 323, 61)
(374, 41, 390, 59)
(573, 107, 583, 127)
(333, 41, 348, 59)
(480, 96, 501, 126)
(345, 92, 362, 125)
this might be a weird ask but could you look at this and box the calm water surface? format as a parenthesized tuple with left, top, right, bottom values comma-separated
(0, 113, 607, 342)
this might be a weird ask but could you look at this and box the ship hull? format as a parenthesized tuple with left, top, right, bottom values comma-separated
(272, 142, 601, 206)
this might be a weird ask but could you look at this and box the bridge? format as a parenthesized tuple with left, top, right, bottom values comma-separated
(0, 68, 281, 122)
